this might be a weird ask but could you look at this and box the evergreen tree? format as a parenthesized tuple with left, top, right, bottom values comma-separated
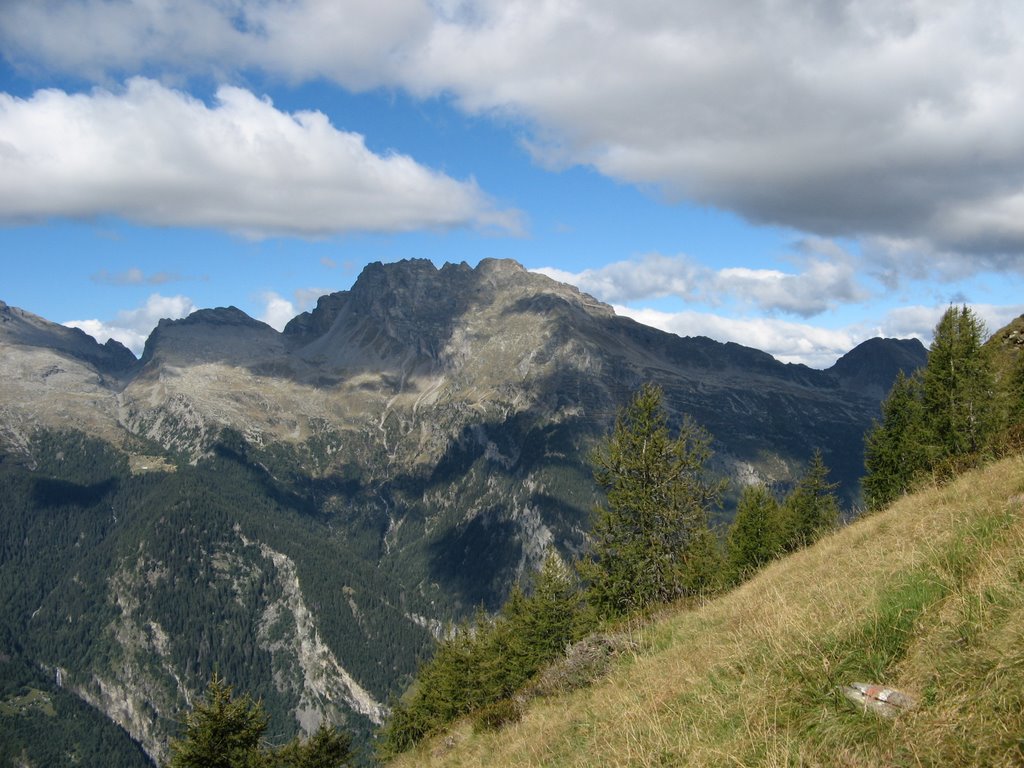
(269, 725, 352, 768)
(921, 305, 996, 461)
(862, 371, 928, 510)
(167, 673, 269, 768)
(680, 523, 725, 596)
(510, 550, 591, 667)
(779, 450, 839, 551)
(724, 484, 783, 584)
(167, 675, 351, 768)
(581, 383, 725, 617)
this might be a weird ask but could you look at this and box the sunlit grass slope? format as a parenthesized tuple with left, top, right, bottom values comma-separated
(390, 456, 1024, 767)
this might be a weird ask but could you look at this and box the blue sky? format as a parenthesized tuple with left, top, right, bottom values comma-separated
(2, 2, 1023, 367)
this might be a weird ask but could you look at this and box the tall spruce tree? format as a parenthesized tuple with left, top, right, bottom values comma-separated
(921, 305, 996, 461)
(167, 675, 352, 768)
(724, 484, 783, 584)
(779, 450, 839, 551)
(581, 383, 724, 617)
(167, 673, 268, 768)
(862, 304, 998, 509)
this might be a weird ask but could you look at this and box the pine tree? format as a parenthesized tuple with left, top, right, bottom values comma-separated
(376, 551, 590, 757)
(724, 484, 783, 584)
(581, 383, 725, 617)
(862, 370, 928, 510)
(779, 450, 839, 551)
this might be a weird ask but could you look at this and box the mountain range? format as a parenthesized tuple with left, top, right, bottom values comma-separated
(0, 258, 927, 765)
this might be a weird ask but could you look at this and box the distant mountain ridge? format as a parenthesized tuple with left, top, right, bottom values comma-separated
(0, 258, 929, 764)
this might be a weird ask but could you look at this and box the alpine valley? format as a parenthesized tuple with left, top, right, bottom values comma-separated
(0, 258, 926, 765)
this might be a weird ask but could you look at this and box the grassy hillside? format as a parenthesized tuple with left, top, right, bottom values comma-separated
(390, 455, 1024, 767)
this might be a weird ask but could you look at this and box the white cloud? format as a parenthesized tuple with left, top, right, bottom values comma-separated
(535, 253, 703, 304)
(0, 0, 431, 88)
(6, 2, 1024, 264)
(258, 288, 329, 330)
(614, 300, 1024, 368)
(259, 293, 297, 332)
(535, 247, 868, 317)
(879, 302, 1024, 345)
(0, 78, 520, 237)
(615, 305, 861, 369)
(65, 293, 196, 355)
(409, 1, 1024, 259)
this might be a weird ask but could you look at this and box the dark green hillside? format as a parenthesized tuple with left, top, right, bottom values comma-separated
(0, 430, 438, 764)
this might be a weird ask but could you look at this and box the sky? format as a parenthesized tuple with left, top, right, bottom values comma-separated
(2, 1, 1024, 367)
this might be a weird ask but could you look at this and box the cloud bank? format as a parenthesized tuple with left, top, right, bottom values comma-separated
(0, 78, 518, 237)
(5, 1, 1024, 260)
(536, 246, 867, 318)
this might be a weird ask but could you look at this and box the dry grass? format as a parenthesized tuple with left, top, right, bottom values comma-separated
(389, 456, 1024, 767)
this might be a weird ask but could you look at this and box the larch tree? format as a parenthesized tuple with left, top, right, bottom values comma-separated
(167, 674, 352, 768)
(580, 383, 725, 617)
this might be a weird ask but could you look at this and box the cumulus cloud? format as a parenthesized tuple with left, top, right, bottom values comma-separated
(65, 293, 196, 355)
(0, 0, 431, 88)
(879, 302, 1024, 344)
(0, 78, 519, 237)
(535, 247, 868, 317)
(535, 253, 703, 304)
(416, 2, 1024, 257)
(259, 292, 298, 332)
(258, 288, 328, 331)
(6, 2, 1024, 263)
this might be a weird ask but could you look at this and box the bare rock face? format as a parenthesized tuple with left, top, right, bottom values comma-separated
(0, 257, 933, 521)
(0, 300, 136, 375)
(1, 257, 928, 509)
(0, 301, 135, 455)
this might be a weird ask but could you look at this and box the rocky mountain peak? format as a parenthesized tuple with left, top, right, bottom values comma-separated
(828, 337, 928, 400)
(284, 258, 613, 355)
(139, 306, 284, 367)
(0, 298, 136, 375)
